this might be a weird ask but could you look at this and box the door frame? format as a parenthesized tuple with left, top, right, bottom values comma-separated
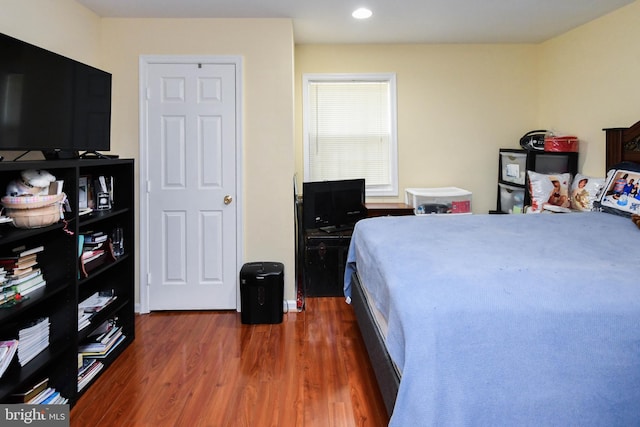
(138, 55, 244, 314)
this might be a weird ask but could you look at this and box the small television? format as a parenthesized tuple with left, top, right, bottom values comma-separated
(303, 178, 366, 231)
(0, 32, 112, 158)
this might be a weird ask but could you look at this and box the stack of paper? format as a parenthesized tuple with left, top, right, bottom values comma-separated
(0, 339, 19, 378)
(17, 317, 50, 366)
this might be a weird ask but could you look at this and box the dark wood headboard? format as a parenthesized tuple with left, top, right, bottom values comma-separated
(604, 119, 640, 170)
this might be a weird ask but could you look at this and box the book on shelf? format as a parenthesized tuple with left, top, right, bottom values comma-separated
(8, 268, 43, 285)
(80, 322, 122, 350)
(0, 269, 46, 307)
(0, 257, 35, 271)
(81, 249, 105, 264)
(78, 290, 116, 313)
(11, 245, 45, 258)
(78, 310, 92, 331)
(39, 389, 68, 405)
(0, 339, 19, 378)
(30, 388, 68, 405)
(77, 359, 104, 391)
(9, 377, 68, 404)
(16, 274, 46, 296)
(82, 230, 108, 244)
(79, 330, 124, 358)
(1, 245, 45, 291)
(9, 377, 48, 403)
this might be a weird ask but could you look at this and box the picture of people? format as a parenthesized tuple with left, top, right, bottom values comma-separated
(571, 177, 590, 210)
(569, 174, 605, 212)
(547, 177, 570, 207)
(527, 171, 572, 213)
(601, 169, 640, 214)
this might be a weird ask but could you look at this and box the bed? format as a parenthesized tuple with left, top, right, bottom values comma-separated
(344, 120, 640, 426)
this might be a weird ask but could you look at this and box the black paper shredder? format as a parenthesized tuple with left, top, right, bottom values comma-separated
(240, 262, 284, 324)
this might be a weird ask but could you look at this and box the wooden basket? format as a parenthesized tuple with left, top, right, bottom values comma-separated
(5, 204, 61, 229)
(1, 193, 64, 209)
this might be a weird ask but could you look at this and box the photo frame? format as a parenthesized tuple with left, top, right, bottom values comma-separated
(78, 176, 89, 209)
(599, 169, 640, 214)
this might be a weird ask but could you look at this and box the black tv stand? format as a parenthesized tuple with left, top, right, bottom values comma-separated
(41, 149, 80, 160)
(303, 227, 353, 297)
(79, 151, 119, 159)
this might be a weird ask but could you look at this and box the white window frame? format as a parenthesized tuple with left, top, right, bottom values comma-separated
(302, 73, 398, 197)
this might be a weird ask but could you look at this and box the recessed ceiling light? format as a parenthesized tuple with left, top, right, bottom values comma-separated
(352, 8, 373, 19)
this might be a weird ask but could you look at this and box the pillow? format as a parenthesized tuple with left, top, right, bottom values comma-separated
(527, 171, 572, 213)
(596, 162, 640, 217)
(569, 174, 605, 211)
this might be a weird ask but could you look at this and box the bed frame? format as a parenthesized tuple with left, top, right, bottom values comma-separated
(352, 118, 640, 419)
(604, 119, 640, 168)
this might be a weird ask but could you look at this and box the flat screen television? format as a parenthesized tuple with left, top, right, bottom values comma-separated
(0, 33, 112, 158)
(303, 178, 366, 231)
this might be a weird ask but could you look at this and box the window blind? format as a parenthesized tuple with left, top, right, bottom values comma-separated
(307, 80, 391, 187)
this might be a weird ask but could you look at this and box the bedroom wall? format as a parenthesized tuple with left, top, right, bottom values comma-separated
(1, 5, 298, 306)
(538, 0, 640, 177)
(294, 44, 539, 214)
(99, 18, 297, 305)
(0, 0, 102, 66)
(0, 0, 103, 162)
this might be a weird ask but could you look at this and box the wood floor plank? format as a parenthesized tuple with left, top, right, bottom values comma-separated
(71, 297, 388, 426)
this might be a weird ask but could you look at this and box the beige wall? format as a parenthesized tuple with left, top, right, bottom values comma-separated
(295, 44, 539, 213)
(1, 7, 297, 305)
(100, 18, 296, 304)
(0, 0, 102, 65)
(538, 0, 640, 176)
(294, 1, 640, 213)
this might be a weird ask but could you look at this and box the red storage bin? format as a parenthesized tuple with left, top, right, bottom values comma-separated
(544, 136, 579, 152)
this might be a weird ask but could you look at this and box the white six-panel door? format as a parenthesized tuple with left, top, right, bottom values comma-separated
(142, 59, 240, 310)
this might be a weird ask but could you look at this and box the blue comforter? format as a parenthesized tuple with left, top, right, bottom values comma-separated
(344, 212, 640, 426)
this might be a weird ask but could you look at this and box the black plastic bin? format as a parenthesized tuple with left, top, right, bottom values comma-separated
(240, 262, 284, 324)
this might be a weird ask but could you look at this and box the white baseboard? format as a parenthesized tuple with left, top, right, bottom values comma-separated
(283, 299, 298, 313)
(135, 301, 298, 314)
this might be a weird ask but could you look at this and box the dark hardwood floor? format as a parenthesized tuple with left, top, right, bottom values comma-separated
(71, 297, 388, 426)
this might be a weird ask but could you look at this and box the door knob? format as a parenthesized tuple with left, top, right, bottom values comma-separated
(224, 195, 233, 205)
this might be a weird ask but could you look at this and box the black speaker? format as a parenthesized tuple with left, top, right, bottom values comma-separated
(240, 262, 284, 324)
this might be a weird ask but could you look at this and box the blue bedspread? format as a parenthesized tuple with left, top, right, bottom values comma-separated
(344, 212, 640, 426)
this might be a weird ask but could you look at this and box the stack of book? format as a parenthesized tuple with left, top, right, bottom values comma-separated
(0, 245, 46, 306)
(78, 320, 124, 360)
(80, 231, 108, 264)
(78, 290, 117, 314)
(78, 309, 92, 331)
(77, 290, 117, 331)
(10, 378, 68, 404)
(17, 317, 50, 367)
(0, 339, 19, 378)
(77, 359, 103, 391)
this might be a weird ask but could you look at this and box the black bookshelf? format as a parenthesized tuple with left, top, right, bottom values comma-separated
(0, 158, 135, 406)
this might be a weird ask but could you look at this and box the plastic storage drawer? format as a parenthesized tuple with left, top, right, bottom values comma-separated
(500, 152, 527, 185)
(499, 183, 525, 214)
(405, 187, 472, 215)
